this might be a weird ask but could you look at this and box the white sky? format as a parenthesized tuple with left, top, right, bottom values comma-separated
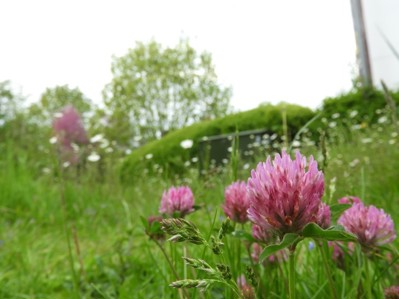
(0, 0, 357, 112)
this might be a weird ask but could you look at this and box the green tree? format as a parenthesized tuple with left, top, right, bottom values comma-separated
(0, 80, 24, 123)
(28, 85, 92, 126)
(103, 39, 231, 147)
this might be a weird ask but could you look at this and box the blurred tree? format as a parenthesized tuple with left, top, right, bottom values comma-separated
(103, 39, 232, 148)
(28, 85, 92, 126)
(0, 80, 23, 124)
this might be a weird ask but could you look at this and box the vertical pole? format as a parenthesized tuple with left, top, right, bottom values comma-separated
(350, 0, 373, 87)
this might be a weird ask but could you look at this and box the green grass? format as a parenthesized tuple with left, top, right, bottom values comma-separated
(1, 115, 399, 298)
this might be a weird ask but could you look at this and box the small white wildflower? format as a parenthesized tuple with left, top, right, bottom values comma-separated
(227, 146, 232, 153)
(105, 147, 113, 153)
(361, 138, 372, 144)
(332, 113, 340, 119)
(100, 139, 110, 149)
(222, 158, 228, 164)
(49, 137, 57, 144)
(352, 124, 362, 130)
(292, 140, 301, 147)
(378, 116, 388, 124)
(180, 139, 193, 149)
(71, 143, 79, 152)
(184, 161, 191, 167)
(87, 152, 101, 162)
(270, 133, 278, 140)
(391, 132, 398, 138)
(349, 159, 360, 168)
(63, 162, 70, 168)
(349, 110, 358, 118)
(389, 139, 396, 145)
(145, 153, 153, 160)
(90, 134, 103, 143)
(243, 163, 250, 170)
(134, 136, 142, 142)
(329, 121, 337, 128)
(54, 112, 63, 118)
(42, 167, 51, 174)
(125, 149, 132, 155)
(191, 157, 198, 163)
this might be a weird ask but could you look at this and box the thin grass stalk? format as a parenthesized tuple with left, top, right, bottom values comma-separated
(56, 154, 81, 299)
(319, 241, 337, 299)
(153, 239, 186, 299)
(288, 249, 296, 299)
(364, 256, 373, 299)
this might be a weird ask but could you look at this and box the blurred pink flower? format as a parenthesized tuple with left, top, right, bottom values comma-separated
(385, 286, 399, 299)
(222, 181, 251, 223)
(159, 186, 195, 217)
(316, 202, 331, 229)
(53, 105, 88, 147)
(338, 202, 396, 248)
(237, 275, 255, 299)
(247, 150, 324, 237)
(338, 196, 362, 205)
(52, 105, 88, 163)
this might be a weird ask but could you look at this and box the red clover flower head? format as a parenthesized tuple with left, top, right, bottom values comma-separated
(247, 150, 324, 236)
(338, 202, 396, 248)
(223, 181, 251, 223)
(159, 186, 195, 218)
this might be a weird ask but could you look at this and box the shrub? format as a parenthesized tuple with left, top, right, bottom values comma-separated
(120, 103, 315, 182)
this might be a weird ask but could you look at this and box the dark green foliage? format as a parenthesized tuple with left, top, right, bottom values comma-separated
(313, 88, 399, 129)
(120, 103, 315, 182)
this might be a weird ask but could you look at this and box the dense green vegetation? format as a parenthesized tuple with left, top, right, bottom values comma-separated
(1, 89, 399, 297)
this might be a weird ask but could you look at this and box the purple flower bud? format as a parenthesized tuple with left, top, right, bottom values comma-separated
(316, 202, 331, 229)
(237, 275, 255, 299)
(159, 186, 195, 218)
(338, 196, 362, 205)
(247, 150, 324, 237)
(222, 181, 251, 223)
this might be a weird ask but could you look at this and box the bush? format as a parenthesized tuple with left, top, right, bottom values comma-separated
(120, 103, 315, 182)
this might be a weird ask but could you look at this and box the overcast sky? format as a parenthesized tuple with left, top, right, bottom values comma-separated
(0, 0, 357, 112)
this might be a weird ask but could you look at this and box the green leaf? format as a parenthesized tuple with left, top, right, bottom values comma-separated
(259, 233, 301, 262)
(329, 204, 351, 221)
(231, 230, 256, 242)
(302, 223, 357, 242)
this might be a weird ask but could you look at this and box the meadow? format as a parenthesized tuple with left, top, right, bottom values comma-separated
(1, 105, 399, 299)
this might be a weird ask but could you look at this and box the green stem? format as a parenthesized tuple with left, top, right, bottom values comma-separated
(288, 249, 296, 299)
(153, 239, 187, 299)
(364, 255, 373, 299)
(319, 241, 337, 299)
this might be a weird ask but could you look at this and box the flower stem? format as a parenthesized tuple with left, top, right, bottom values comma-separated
(364, 255, 373, 299)
(319, 241, 337, 299)
(288, 249, 296, 299)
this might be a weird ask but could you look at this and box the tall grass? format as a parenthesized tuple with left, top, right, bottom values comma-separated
(1, 110, 399, 298)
